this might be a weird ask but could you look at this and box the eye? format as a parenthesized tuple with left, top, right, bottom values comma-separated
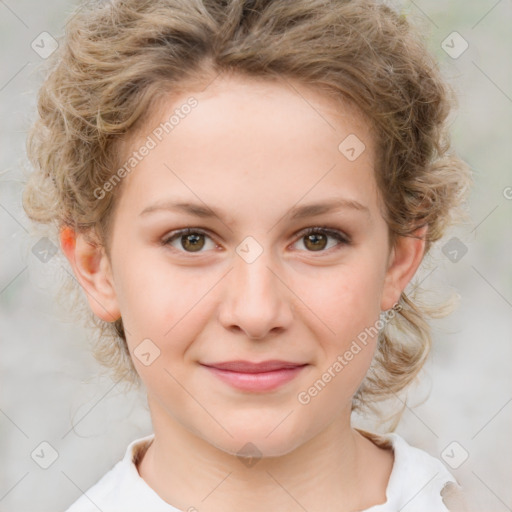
(161, 226, 350, 254)
(162, 228, 217, 253)
(292, 227, 350, 252)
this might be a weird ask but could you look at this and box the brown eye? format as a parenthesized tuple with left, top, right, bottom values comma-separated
(304, 232, 328, 251)
(162, 228, 215, 253)
(180, 232, 205, 252)
(294, 227, 349, 253)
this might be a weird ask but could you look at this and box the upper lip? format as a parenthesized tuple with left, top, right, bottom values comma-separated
(201, 360, 307, 373)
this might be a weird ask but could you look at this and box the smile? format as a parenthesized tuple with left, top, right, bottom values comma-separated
(200, 360, 309, 392)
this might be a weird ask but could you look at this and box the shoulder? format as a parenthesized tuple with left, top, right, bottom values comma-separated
(358, 430, 468, 512)
(64, 434, 178, 512)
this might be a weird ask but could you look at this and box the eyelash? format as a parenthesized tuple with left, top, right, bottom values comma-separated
(161, 226, 351, 254)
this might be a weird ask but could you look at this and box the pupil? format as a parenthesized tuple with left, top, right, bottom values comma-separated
(183, 233, 204, 252)
(306, 233, 326, 251)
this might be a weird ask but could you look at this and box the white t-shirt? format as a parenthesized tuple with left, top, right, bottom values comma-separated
(65, 431, 467, 512)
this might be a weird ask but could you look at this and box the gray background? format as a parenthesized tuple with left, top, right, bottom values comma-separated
(1, 1, 511, 511)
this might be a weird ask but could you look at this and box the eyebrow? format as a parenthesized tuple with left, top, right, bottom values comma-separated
(139, 198, 370, 221)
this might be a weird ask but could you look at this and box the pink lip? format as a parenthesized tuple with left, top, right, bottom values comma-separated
(200, 360, 308, 392)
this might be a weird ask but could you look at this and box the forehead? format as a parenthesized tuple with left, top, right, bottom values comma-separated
(113, 74, 380, 225)
(123, 72, 373, 159)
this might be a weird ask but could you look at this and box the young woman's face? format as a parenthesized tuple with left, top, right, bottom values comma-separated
(96, 75, 413, 456)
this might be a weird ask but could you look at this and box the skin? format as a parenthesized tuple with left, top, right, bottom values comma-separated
(61, 73, 427, 511)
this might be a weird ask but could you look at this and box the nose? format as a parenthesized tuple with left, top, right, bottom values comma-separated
(217, 246, 294, 340)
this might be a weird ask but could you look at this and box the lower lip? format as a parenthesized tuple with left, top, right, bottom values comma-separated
(203, 365, 307, 392)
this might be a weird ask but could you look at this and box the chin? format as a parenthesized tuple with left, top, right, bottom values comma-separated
(200, 413, 309, 460)
(217, 434, 302, 461)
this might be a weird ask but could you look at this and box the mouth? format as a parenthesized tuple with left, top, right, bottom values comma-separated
(199, 360, 309, 392)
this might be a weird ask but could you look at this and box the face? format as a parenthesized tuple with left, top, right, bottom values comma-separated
(64, 74, 425, 457)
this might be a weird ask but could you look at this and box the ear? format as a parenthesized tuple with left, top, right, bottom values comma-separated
(380, 225, 428, 311)
(59, 226, 121, 322)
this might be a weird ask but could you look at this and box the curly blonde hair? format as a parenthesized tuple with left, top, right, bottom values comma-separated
(23, 0, 472, 420)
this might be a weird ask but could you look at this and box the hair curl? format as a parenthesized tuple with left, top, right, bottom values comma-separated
(23, 0, 472, 422)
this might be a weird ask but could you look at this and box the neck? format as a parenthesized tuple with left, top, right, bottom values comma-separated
(138, 395, 392, 512)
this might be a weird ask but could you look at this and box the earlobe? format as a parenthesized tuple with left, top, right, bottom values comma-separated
(380, 225, 428, 311)
(59, 226, 121, 322)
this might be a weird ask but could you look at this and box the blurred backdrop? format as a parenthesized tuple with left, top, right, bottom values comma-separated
(1, 1, 511, 511)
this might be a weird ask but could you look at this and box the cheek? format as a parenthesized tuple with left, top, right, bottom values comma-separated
(114, 250, 186, 326)
(295, 264, 384, 416)
(300, 255, 385, 399)
(114, 255, 215, 364)
(312, 257, 385, 341)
